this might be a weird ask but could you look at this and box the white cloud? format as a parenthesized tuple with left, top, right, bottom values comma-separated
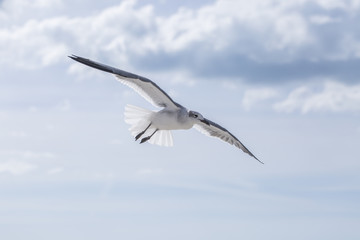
(309, 15, 340, 25)
(167, 71, 197, 87)
(242, 88, 278, 110)
(0, 0, 63, 26)
(274, 81, 360, 113)
(146, 0, 314, 60)
(0, 160, 37, 175)
(0, 0, 153, 69)
(272, 13, 311, 51)
(315, 0, 349, 10)
(0, 150, 57, 175)
(1, 0, 360, 71)
(273, 86, 310, 113)
(0, 17, 70, 68)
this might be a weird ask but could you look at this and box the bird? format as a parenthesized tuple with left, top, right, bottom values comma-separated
(69, 55, 262, 164)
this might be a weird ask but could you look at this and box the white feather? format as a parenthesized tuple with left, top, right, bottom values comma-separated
(116, 76, 179, 110)
(124, 104, 154, 137)
(124, 104, 173, 147)
(148, 130, 173, 147)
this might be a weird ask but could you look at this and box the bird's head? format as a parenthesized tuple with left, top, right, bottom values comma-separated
(189, 111, 210, 125)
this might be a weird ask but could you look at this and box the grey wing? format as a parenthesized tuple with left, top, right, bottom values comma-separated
(69, 55, 182, 109)
(194, 119, 263, 164)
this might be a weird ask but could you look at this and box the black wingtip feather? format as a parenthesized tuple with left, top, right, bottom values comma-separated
(68, 54, 115, 74)
(68, 54, 79, 60)
(68, 54, 148, 80)
(253, 155, 264, 164)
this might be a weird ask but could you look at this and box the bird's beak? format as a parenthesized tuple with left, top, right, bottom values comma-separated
(200, 119, 210, 125)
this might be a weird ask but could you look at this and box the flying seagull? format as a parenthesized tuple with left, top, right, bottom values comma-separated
(69, 55, 262, 164)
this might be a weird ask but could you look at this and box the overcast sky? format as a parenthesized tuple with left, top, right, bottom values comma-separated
(1, 0, 360, 239)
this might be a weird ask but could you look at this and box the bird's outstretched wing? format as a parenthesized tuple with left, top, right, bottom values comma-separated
(69, 55, 182, 109)
(194, 119, 263, 164)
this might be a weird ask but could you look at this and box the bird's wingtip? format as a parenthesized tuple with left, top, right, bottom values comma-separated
(254, 156, 264, 164)
(68, 54, 78, 60)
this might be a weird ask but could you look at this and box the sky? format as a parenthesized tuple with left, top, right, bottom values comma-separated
(1, 0, 360, 239)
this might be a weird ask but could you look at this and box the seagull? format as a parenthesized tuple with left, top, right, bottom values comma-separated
(69, 55, 262, 164)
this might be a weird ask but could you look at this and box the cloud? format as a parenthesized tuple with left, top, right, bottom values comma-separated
(1, 0, 360, 83)
(0, 0, 63, 26)
(242, 88, 278, 110)
(274, 81, 360, 113)
(122, 0, 360, 82)
(0, 160, 37, 175)
(309, 15, 341, 25)
(0, 150, 56, 175)
(1, 0, 162, 70)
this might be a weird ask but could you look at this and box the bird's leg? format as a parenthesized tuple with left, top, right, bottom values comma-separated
(140, 129, 158, 144)
(135, 123, 152, 141)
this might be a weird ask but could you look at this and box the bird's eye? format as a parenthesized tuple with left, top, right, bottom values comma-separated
(193, 114, 198, 118)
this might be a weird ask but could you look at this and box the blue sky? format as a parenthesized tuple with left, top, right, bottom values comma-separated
(1, 0, 360, 239)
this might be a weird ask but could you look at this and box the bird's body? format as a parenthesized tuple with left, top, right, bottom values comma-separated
(152, 108, 194, 130)
(69, 55, 262, 164)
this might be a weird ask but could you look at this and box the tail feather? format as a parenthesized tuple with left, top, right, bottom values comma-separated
(124, 104, 174, 147)
(124, 104, 153, 137)
(148, 130, 173, 147)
